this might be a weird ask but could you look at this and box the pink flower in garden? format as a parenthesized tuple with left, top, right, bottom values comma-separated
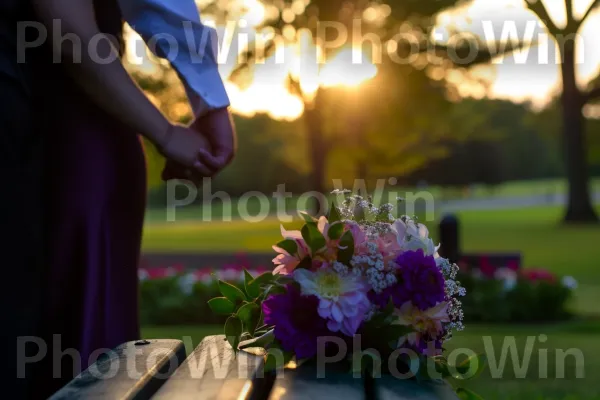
(342, 220, 367, 251)
(495, 267, 518, 291)
(274, 219, 368, 274)
(315, 217, 366, 263)
(479, 256, 496, 278)
(315, 216, 339, 261)
(138, 269, 150, 281)
(142, 266, 183, 280)
(521, 268, 557, 283)
(507, 259, 520, 272)
(273, 225, 309, 275)
(372, 229, 403, 264)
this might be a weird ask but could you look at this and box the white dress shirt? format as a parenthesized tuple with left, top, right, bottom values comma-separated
(118, 0, 230, 117)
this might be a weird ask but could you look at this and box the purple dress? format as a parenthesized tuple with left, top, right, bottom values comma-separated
(39, 75, 146, 395)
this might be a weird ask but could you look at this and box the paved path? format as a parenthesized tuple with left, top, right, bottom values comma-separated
(438, 192, 600, 213)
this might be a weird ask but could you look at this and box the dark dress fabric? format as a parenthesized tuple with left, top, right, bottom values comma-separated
(35, 2, 147, 396)
(39, 81, 147, 396)
(1, 3, 44, 399)
(0, 68, 44, 400)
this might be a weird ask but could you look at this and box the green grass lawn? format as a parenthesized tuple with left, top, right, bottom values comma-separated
(141, 320, 600, 400)
(143, 205, 600, 314)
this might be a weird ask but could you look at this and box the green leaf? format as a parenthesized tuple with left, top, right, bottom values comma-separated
(299, 211, 316, 223)
(237, 302, 261, 335)
(239, 329, 275, 350)
(207, 297, 235, 315)
(301, 222, 326, 255)
(275, 239, 298, 255)
(250, 272, 275, 288)
(337, 230, 355, 265)
(224, 316, 243, 350)
(328, 203, 342, 223)
(274, 275, 294, 285)
(453, 354, 487, 379)
(456, 388, 485, 400)
(219, 280, 247, 303)
(244, 270, 260, 299)
(327, 221, 345, 240)
(264, 284, 287, 298)
(263, 285, 287, 300)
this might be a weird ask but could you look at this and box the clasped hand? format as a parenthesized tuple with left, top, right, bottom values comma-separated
(159, 108, 236, 184)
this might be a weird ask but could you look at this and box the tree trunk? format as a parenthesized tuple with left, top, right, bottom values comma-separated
(560, 42, 598, 223)
(304, 91, 328, 215)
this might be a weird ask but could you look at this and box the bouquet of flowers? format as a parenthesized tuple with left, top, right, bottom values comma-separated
(209, 192, 481, 384)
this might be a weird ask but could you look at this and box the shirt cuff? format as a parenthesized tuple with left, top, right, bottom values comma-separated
(175, 61, 231, 118)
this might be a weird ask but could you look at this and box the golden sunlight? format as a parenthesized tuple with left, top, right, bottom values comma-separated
(319, 48, 378, 89)
(225, 44, 378, 120)
(129, 0, 600, 120)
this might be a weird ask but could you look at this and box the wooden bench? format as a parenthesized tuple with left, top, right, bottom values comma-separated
(53, 335, 459, 399)
(50, 339, 186, 400)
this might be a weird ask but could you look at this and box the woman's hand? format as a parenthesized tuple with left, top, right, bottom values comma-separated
(158, 124, 215, 176)
(191, 107, 236, 170)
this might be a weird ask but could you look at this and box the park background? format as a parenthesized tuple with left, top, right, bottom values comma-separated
(129, 1, 599, 399)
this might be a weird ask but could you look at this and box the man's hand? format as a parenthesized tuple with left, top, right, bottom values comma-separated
(192, 107, 236, 170)
(162, 107, 236, 183)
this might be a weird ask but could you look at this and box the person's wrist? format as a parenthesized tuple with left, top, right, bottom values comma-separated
(156, 123, 176, 154)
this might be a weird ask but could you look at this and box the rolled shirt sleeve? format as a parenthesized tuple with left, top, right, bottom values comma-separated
(119, 0, 230, 117)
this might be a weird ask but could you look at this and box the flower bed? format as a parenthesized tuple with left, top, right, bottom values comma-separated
(140, 260, 577, 326)
(139, 257, 270, 326)
(457, 261, 577, 323)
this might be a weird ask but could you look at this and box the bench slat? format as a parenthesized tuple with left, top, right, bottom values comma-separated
(374, 377, 459, 400)
(153, 335, 266, 400)
(50, 339, 186, 400)
(268, 365, 364, 400)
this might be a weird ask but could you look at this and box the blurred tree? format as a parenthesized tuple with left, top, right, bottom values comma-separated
(225, 0, 491, 197)
(444, 0, 600, 222)
(524, 0, 600, 222)
(408, 99, 564, 188)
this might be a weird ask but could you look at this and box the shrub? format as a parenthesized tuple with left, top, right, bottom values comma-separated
(139, 260, 577, 325)
(139, 264, 269, 326)
(458, 265, 576, 323)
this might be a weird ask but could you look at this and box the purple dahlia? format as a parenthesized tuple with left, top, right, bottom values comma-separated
(370, 249, 445, 311)
(262, 284, 330, 359)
